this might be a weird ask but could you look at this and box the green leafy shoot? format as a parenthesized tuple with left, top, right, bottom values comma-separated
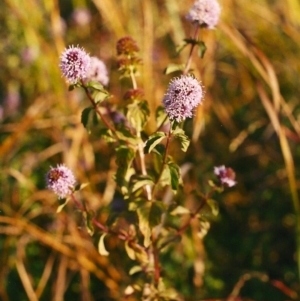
(126, 100, 149, 132)
(130, 175, 154, 194)
(172, 127, 190, 152)
(144, 132, 166, 154)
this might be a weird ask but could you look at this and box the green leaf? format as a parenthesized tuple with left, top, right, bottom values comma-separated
(164, 63, 185, 75)
(125, 241, 136, 260)
(84, 210, 95, 236)
(170, 205, 190, 216)
(158, 278, 179, 300)
(155, 106, 168, 127)
(81, 107, 93, 129)
(56, 198, 70, 213)
(207, 199, 219, 216)
(176, 42, 188, 54)
(158, 233, 181, 250)
(92, 90, 109, 104)
(98, 233, 109, 256)
(137, 203, 152, 247)
(183, 38, 198, 45)
(197, 41, 207, 58)
(68, 84, 76, 91)
(99, 128, 116, 143)
(126, 100, 149, 132)
(208, 180, 216, 188)
(149, 202, 165, 228)
(168, 161, 180, 191)
(129, 265, 142, 275)
(115, 145, 136, 194)
(172, 128, 190, 152)
(115, 125, 140, 145)
(86, 80, 104, 91)
(144, 132, 166, 154)
(74, 183, 90, 191)
(158, 159, 181, 192)
(68, 83, 80, 91)
(131, 175, 154, 193)
(152, 144, 165, 157)
(198, 220, 210, 238)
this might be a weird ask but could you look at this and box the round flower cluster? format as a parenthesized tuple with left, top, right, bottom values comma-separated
(163, 75, 203, 122)
(59, 46, 91, 84)
(116, 36, 140, 55)
(186, 0, 221, 29)
(86, 57, 109, 86)
(46, 164, 76, 199)
(214, 165, 237, 187)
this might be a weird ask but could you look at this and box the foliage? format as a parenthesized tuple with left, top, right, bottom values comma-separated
(1, 0, 300, 301)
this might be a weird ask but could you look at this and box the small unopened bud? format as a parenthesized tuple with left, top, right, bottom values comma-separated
(116, 36, 140, 55)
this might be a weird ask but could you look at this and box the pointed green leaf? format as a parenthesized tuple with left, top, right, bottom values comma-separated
(83, 210, 95, 236)
(125, 241, 136, 260)
(115, 145, 135, 193)
(207, 199, 219, 216)
(197, 41, 207, 58)
(115, 125, 140, 145)
(137, 203, 152, 247)
(93, 90, 109, 104)
(131, 176, 154, 193)
(126, 100, 149, 132)
(144, 132, 166, 153)
(86, 80, 104, 91)
(170, 205, 190, 216)
(75, 182, 90, 191)
(173, 128, 190, 152)
(99, 128, 116, 143)
(98, 233, 109, 256)
(176, 42, 188, 54)
(183, 38, 198, 45)
(164, 63, 185, 75)
(149, 202, 165, 227)
(155, 106, 168, 128)
(129, 266, 142, 275)
(168, 161, 180, 191)
(81, 107, 93, 129)
(56, 198, 70, 213)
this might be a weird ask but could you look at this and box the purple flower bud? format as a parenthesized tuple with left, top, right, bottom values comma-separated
(163, 75, 203, 122)
(186, 0, 221, 29)
(214, 165, 237, 187)
(46, 164, 76, 199)
(85, 57, 109, 86)
(59, 46, 91, 84)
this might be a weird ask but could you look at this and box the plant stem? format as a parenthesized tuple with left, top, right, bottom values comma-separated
(80, 81, 119, 139)
(183, 26, 200, 75)
(151, 128, 172, 198)
(128, 68, 152, 200)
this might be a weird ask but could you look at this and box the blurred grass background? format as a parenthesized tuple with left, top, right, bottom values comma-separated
(1, 0, 300, 300)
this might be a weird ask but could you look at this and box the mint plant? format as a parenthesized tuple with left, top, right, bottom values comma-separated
(46, 0, 237, 299)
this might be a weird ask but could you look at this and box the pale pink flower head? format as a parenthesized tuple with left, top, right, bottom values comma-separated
(163, 74, 203, 122)
(46, 164, 76, 199)
(71, 8, 91, 26)
(85, 57, 109, 86)
(59, 45, 91, 84)
(186, 0, 221, 29)
(214, 165, 237, 187)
